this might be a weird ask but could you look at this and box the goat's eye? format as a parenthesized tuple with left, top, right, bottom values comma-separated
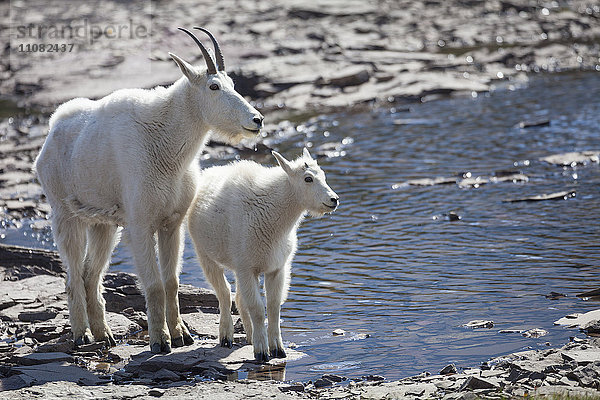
(304, 176, 313, 183)
(209, 83, 220, 90)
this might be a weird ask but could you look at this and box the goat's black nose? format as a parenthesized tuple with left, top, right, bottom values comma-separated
(253, 116, 264, 126)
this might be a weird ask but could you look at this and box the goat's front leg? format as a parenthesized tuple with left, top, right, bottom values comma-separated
(158, 222, 193, 348)
(265, 269, 287, 359)
(128, 226, 171, 353)
(237, 270, 269, 362)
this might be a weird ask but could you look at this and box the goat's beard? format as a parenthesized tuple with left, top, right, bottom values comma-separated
(307, 209, 327, 218)
(210, 129, 256, 146)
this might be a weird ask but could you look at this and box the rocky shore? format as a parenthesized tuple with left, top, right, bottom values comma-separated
(1, 244, 600, 399)
(1, 0, 599, 113)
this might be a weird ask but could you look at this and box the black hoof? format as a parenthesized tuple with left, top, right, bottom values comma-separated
(172, 336, 184, 348)
(255, 352, 270, 363)
(162, 341, 172, 353)
(105, 334, 117, 347)
(150, 343, 161, 354)
(220, 337, 233, 348)
(150, 341, 172, 354)
(183, 332, 194, 346)
(74, 334, 92, 347)
(270, 347, 287, 359)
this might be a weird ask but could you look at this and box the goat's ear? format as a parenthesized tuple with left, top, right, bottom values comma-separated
(302, 147, 313, 160)
(169, 52, 197, 81)
(272, 151, 293, 175)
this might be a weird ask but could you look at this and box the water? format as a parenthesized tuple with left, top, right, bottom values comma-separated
(2, 72, 600, 382)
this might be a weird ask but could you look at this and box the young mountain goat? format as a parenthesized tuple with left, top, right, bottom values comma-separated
(34, 27, 264, 353)
(188, 148, 339, 362)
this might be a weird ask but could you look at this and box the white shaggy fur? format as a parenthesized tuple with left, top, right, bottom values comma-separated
(34, 38, 263, 353)
(188, 148, 338, 361)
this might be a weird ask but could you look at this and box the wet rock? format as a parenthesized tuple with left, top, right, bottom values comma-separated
(316, 66, 371, 88)
(362, 374, 385, 381)
(519, 119, 550, 128)
(402, 177, 456, 186)
(490, 173, 529, 183)
(578, 288, 600, 298)
(314, 378, 334, 388)
(499, 329, 523, 334)
(463, 320, 494, 329)
(440, 364, 458, 375)
(522, 328, 548, 338)
(332, 328, 346, 336)
(322, 374, 346, 383)
(148, 388, 166, 397)
(503, 190, 576, 203)
(433, 212, 462, 222)
(279, 382, 305, 392)
(540, 151, 600, 166)
(546, 291, 566, 300)
(458, 176, 489, 188)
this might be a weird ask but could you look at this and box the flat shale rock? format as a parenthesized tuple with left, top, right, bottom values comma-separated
(540, 151, 600, 166)
(9, 362, 101, 387)
(503, 190, 576, 203)
(11, 351, 74, 366)
(555, 309, 600, 329)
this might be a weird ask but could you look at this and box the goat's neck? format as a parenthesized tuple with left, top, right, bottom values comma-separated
(143, 78, 209, 174)
(265, 173, 307, 235)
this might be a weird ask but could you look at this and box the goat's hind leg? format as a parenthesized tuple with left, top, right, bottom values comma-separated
(265, 268, 288, 359)
(235, 288, 253, 345)
(198, 255, 234, 348)
(158, 223, 193, 348)
(84, 223, 119, 346)
(53, 209, 91, 346)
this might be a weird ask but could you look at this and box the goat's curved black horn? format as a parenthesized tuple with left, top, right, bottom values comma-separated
(193, 26, 225, 71)
(177, 27, 217, 75)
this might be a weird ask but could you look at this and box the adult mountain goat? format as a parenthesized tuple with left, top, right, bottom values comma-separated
(188, 148, 339, 362)
(34, 27, 264, 353)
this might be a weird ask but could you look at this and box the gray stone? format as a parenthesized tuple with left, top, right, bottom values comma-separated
(459, 376, 499, 390)
(522, 328, 548, 338)
(440, 364, 458, 375)
(561, 350, 600, 365)
(18, 309, 57, 322)
(12, 361, 101, 386)
(105, 312, 142, 338)
(583, 320, 600, 335)
(12, 351, 73, 366)
(316, 66, 371, 88)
